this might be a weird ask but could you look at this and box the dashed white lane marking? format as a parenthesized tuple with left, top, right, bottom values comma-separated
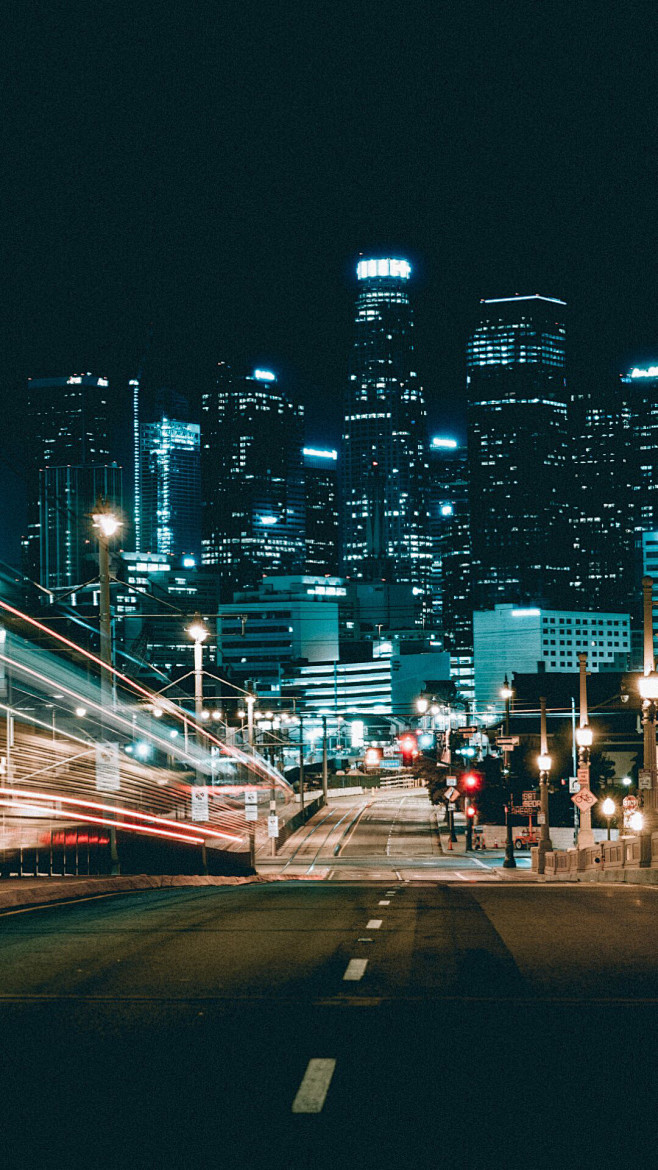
(366, 919, 382, 929)
(292, 1058, 336, 1113)
(378, 899, 390, 905)
(343, 959, 368, 981)
(358, 937, 374, 942)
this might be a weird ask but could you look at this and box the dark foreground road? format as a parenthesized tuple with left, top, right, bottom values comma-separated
(1, 881, 656, 1170)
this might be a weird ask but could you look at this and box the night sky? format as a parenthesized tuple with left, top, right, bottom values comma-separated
(3, 1, 658, 558)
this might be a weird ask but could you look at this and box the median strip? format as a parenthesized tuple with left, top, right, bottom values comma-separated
(292, 1058, 336, 1113)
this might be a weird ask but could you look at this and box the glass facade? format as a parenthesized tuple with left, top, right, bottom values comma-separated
(467, 295, 570, 609)
(428, 437, 472, 651)
(140, 416, 201, 560)
(342, 258, 431, 590)
(201, 365, 306, 593)
(303, 448, 339, 575)
(39, 463, 123, 592)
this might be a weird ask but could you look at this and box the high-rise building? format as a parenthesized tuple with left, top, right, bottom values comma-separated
(39, 463, 123, 592)
(342, 257, 431, 590)
(466, 295, 569, 610)
(428, 436, 472, 651)
(24, 374, 117, 587)
(140, 415, 201, 560)
(569, 376, 641, 618)
(201, 365, 305, 594)
(302, 447, 339, 575)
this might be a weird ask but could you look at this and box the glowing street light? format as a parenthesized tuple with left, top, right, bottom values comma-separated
(74, 706, 87, 718)
(629, 811, 644, 832)
(575, 725, 593, 749)
(537, 753, 552, 773)
(416, 697, 428, 714)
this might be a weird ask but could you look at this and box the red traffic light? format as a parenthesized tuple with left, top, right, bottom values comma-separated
(466, 805, 476, 817)
(399, 734, 417, 752)
(463, 772, 480, 790)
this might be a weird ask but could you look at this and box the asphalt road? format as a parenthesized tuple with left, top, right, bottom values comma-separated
(1, 879, 657, 1170)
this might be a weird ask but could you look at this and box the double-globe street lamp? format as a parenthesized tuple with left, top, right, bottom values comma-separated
(500, 678, 516, 870)
(536, 696, 554, 874)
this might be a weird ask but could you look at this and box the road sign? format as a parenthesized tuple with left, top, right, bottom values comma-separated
(459, 726, 477, 736)
(577, 766, 590, 784)
(572, 788, 597, 810)
(622, 794, 639, 811)
(446, 788, 460, 802)
(191, 787, 209, 822)
(569, 777, 580, 794)
(267, 815, 279, 838)
(639, 769, 652, 790)
(537, 812, 546, 825)
(512, 805, 536, 816)
(497, 736, 519, 748)
(522, 791, 540, 806)
(244, 790, 258, 804)
(95, 742, 120, 792)
(446, 776, 457, 788)
(245, 805, 257, 822)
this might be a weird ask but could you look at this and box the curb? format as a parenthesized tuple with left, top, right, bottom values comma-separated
(0, 873, 306, 914)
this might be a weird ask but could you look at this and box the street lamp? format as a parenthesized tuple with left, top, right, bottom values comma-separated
(576, 652, 595, 849)
(500, 675, 515, 870)
(187, 616, 209, 723)
(576, 725, 593, 749)
(602, 796, 615, 841)
(637, 577, 658, 859)
(536, 696, 554, 874)
(416, 697, 428, 714)
(92, 501, 121, 875)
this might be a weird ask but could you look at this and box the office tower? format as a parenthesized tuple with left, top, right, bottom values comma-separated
(201, 365, 306, 593)
(24, 374, 116, 585)
(624, 364, 658, 533)
(140, 415, 201, 560)
(39, 463, 123, 591)
(466, 295, 569, 610)
(569, 375, 641, 617)
(342, 257, 432, 589)
(428, 436, 472, 651)
(303, 446, 339, 575)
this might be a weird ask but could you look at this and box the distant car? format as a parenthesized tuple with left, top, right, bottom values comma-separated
(514, 829, 539, 850)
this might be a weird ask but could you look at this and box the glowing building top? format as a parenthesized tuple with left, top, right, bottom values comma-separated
(356, 258, 411, 280)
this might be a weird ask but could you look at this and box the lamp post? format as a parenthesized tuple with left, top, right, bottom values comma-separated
(92, 504, 121, 875)
(576, 651, 595, 848)
(638, 577, 658, 861)
(536, 696, 553, 874)
(187, 616, 209, 723)
(500, 677, 516, 870)
(246, 693, 256, 748)
(602, 796, 615, 841)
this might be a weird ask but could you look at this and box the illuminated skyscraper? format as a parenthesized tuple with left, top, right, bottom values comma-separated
(201, 365, 305, 593)
(24, 374, 118, 587)
(140, 415, 201, 560)
(466, 295, 570, 609)
(303, 447, 339, 575)
(342, 258, 431, 590)
(428, 436, 472, 651)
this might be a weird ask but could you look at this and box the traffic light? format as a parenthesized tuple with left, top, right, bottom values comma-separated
(466, 805, 476, 818)
(462, 771, 481, 791)
(399, 733, 417, 766)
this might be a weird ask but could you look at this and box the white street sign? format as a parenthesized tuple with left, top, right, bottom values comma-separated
(537, 812, 546, 825)
(191, 787, 209, 822)
(268, 815, 279, 838)
(446, 776, 457, 788)
(569, 777, 580, 794)
(639, 769, 652, 790)
(244, 790, 258, 804)
(245, 805, 257, 822)
(95, 742, 120, 792)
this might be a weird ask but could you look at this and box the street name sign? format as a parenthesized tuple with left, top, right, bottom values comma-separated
(571, 788, 597, 810)
(446, 776, 457, 787)
(497, 736, 519, 748)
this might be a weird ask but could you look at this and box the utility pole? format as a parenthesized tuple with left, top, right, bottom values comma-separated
(501, 676, 516, 869)
(537, 696, 554, 874)
(576, 652, 594, 848)
(322, 715, 328, 805)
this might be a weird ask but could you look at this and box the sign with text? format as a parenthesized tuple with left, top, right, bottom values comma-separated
(497, 736, 519, 748)
(522, 791, 540, 806)
(446, 776, 457, 788)
(191, 787, 209, 822)
(446, 788, 460, 802)
(95, 742, 120, 792)
(267, 815, 279, 838)
(639, 769, 652, 790)
(245, 805, 257, 822)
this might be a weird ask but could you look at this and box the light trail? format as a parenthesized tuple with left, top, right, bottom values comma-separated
(0, 787, 243, 843)
(0, 800, 204, 846)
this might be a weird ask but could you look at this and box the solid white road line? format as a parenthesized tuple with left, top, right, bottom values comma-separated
(366, 919, 382, 929)
(378, 899, 390, 905)
(292, 1058, 336, 1114)
(343, 959, 368, 981)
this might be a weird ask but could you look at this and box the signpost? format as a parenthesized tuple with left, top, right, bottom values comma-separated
(191, 786, 209, 822)
(571, 788, 597, 811)
(497, 736, 519, 749)
(267, 814, 279, 838)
